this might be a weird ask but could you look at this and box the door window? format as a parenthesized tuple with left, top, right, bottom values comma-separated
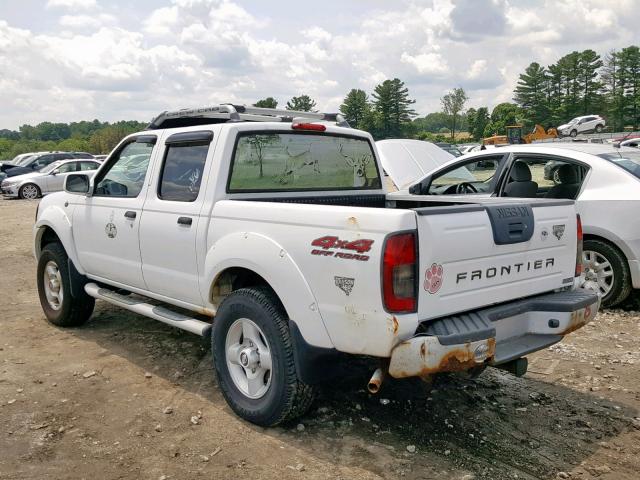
(94, 139, 155, 197)
(79, 161, 99, 171)
(158, 143, 210, 202)
(32, 155, 55, 169)
(427, 155, 504, 195)
(56, 162, 78, 173)
(502, 156, 588, 199)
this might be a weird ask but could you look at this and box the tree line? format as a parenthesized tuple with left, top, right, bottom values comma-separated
(2, 44, 638, 160)
(514, 46, 640, 131)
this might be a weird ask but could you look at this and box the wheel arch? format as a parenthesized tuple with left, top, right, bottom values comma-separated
(34, 206, 84, 275)
(204, 232, 334, 350)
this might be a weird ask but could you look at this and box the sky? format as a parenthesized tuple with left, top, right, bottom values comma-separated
(0, 0, 638, 129)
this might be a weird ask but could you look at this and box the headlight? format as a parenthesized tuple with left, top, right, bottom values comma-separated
(1, 180, 17, 187)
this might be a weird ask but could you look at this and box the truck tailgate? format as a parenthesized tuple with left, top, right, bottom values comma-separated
(416, 201, 577, 321)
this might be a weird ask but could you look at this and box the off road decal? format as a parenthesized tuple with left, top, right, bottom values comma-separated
(424, 263, 443, 294)
(310, 235, 373, 261)
(334, 276, 355, 296)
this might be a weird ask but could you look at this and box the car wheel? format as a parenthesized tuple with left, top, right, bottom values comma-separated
(595, 124, 604, 133)
(37, 243, 95, 326)
(212, 287, 315, 426)
(570, 129, 578, 138)
(582, 239, 632, 307)
(19, 183, 41, 199)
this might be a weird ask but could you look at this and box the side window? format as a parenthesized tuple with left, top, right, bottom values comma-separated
(79, 161, 98, 171)
(32, 155, 54, 169)
(158, 143, 210, 202)
(505, 157, 586, 200)
(73, 153, 94, 159)
(94, 138, 155, 197)
(428, 155, 503, 195)
(57, 162, 78, 173)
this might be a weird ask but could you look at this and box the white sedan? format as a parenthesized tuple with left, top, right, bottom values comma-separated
(1, 159, 100, 199)
(379, 141, 640, 307)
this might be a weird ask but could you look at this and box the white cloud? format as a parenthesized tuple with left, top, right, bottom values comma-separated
(59, 14, 116, 29)
(401, 52, 450, 75)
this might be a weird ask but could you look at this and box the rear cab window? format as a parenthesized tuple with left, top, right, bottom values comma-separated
(227, 132, 381, 192)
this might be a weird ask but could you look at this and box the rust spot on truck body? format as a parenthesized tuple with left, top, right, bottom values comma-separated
(392, 316, 399, 335)
(390, 338, 496, 379)
(562, 306, 594, 335)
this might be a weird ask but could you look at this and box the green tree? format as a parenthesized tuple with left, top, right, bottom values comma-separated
(253, 97, 278, 108)
(286, 95, 317, 112)
(441, 87, 468, 140)
(483, 103, 522, 137)
(578, 49, 603, 115)
(411, 112, 450, 133)
(619, 46, 640, 129)
(339, 89, 370, 129)
(371, 78, 416, 138)
(602, 49, 623, 130)
(470, 107, 490, 140)
(514, 62, 549, 127)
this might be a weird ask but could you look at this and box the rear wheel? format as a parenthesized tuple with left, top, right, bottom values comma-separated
(212, 287, 315, 426)
(582, 239, 631, 307)
(19, 183, 40, 199)
(37, 243, 94, 326)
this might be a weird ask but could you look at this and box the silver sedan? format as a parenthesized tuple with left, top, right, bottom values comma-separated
(1, 159, 100, 199)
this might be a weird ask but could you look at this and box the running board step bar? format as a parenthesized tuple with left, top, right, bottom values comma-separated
(84, 283, 211, 337)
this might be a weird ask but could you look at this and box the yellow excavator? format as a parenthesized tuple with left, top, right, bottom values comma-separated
(483, 124, 558, 146)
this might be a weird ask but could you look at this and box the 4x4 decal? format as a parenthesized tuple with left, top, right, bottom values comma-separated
(310, 235, 373, 261)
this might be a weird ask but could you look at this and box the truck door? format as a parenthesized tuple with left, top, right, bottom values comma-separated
(72, 135, 158, 289)
(138, 130, 215, 306)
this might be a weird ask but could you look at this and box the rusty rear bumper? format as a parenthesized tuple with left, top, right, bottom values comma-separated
(388, 288, 600, 379)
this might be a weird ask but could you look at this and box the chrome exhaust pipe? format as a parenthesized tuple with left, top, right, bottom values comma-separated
(367, 367, 386, 394)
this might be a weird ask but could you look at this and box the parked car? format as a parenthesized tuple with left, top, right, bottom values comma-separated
(435, 142, 463, 157)
(2, 151, 95, 179)
(93, 154, 108, 161)
(33, 104, 597, 426)
(458, 144, 480, 154)
(617, 138, 640, 149)
(557, 115, 605, 137)
(381, 141, 640, 307)
(1, 159, 101, 199)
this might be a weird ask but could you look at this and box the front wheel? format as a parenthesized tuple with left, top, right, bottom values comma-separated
(212, 287, 315, 426)
(37, 243, 94, 326)
(595, 124, 604, 133)
(570, 129, 578, 138)
(582, 239, 631, 307)
(19, 183, 41, 199)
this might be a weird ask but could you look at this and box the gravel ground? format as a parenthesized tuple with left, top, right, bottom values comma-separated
(1, 198, 639, 480)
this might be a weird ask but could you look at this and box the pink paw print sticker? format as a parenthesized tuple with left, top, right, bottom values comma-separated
(424, 263, 443, 294)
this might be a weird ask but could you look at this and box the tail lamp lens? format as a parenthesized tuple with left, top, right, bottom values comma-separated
(383, 232, 417, 313)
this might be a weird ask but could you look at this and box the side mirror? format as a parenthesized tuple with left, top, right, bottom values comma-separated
(64, 173, 92, 196)
(50, 170, 58, 176)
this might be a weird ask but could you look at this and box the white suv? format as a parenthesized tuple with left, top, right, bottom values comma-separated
(557, 115, 605, 137)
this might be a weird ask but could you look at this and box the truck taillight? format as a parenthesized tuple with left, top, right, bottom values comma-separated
(382, 232, 417, 313)
(575, 214, 583, 277)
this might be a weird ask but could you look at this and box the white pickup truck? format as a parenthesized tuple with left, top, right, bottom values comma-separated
(33, 105, 600, 426)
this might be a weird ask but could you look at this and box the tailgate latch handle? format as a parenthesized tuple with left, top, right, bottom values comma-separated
(508, 221, 526, 237)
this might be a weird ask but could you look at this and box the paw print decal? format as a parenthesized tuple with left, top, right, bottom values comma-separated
(424, 263, 443, 294)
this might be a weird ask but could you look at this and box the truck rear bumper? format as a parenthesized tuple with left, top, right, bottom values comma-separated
(388, 289, 600, 379)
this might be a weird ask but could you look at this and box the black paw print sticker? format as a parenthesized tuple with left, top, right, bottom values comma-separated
(424, 263, 443, 294)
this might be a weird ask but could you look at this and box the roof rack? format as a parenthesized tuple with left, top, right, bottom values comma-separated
(146, 104, 350, 130)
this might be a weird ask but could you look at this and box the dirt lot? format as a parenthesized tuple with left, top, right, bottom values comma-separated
(1, 198, 639, 480)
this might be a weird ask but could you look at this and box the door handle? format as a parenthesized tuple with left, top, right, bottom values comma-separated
(177, 216, 192, 226)
(124, 211, 137, 219)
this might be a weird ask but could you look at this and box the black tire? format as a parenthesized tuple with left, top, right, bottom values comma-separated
(37, 243, 94, 327)
(19, 183, 41, 199)
(595, 124, 604, 133)
(570, 129, 578, 138)
(583, 239, 632, 307)
(212, 287, 315, 426)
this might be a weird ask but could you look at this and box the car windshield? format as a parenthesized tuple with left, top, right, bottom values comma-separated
(598, 151, 640, 179)
(17, 155, 36, 166)
(40, 161, 64, 174)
